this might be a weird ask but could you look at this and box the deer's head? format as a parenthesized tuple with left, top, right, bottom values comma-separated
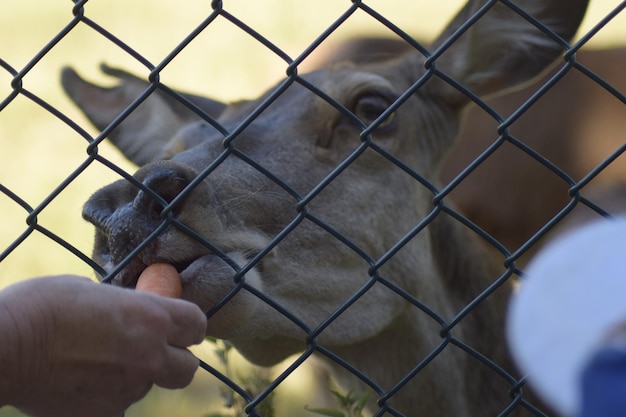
(64, 0, 586, 371)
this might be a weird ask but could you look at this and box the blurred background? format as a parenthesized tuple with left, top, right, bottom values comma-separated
(1, 0, 625, 416)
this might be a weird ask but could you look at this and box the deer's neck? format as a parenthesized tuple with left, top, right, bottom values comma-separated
(322, 214, 517, 416)
(324, 306, 471, 415)
(429, 212, 522, 414)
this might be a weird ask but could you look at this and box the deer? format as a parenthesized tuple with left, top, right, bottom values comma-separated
(61, 0, 588, 415)
(309, 38, 626, 261)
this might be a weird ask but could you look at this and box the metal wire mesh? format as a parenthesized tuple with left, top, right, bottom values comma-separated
(1, 1, 626, 416)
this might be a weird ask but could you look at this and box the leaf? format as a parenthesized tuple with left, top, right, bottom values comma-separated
(354, 391, 371, 412)
(304, 405, 346, 417)
(329, 390, 352, 409)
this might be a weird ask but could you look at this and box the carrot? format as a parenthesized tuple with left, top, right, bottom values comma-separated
(135, 263, 182, 298)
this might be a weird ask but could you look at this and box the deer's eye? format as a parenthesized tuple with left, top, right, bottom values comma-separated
(353, 93, 396, 131)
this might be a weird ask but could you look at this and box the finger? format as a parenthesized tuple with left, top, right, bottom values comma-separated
(162, 298, 207, 347)
(153, 347, 200, 389)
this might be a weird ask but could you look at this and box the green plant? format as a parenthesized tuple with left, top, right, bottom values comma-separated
(305, 390, 370, 417)
(203, 338, 275, 417)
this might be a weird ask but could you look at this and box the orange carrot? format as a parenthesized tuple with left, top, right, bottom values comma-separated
(135, 263, 182, 298)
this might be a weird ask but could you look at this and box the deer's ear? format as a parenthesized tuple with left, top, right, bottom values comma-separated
(61, 64, 227, 166)
(429, 0, 588, 105)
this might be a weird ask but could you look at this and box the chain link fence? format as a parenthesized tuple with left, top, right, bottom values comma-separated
(1, 1, 626, 416)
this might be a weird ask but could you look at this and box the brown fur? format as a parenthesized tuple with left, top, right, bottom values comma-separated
(63, 1, 588, 415)
(312, 39, 626, 262)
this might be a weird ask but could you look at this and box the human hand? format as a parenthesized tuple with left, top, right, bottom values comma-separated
(0, 275, 207, 417)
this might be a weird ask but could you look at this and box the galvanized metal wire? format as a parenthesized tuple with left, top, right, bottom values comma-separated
(1, 1, 625, 416)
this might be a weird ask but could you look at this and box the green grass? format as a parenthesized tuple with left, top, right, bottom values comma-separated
(0, 0, 624, 416)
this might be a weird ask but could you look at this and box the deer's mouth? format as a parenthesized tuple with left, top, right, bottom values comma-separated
(97, 245, 199, 287)
(171, 259, 196, 275)
(107, 248, 263, 292)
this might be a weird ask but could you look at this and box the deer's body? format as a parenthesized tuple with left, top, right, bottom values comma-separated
(63, 1, 588, 415)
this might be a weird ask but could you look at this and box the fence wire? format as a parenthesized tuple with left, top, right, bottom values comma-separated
(1, 1, 626, 416)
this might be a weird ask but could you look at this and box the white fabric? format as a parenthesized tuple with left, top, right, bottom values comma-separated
(507, 217, 626, 417)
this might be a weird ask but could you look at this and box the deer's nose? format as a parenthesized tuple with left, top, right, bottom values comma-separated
(82, 162, 198, 231)
(82, 161, 202, 269)
(132, 165, 195, 222)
